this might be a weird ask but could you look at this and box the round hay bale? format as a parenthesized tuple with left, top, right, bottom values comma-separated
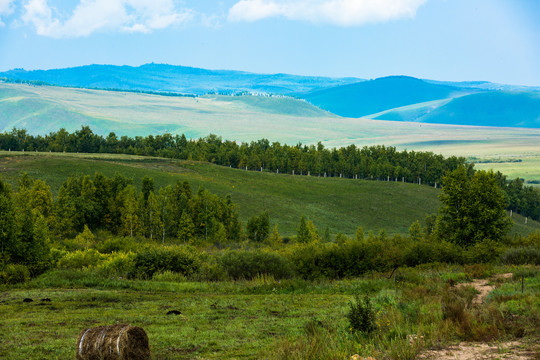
(76, 324, 150, 360)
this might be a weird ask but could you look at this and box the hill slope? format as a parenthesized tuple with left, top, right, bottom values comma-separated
(302, 76, 467, 118)
(375, 92, 540, 128)
(1, 152, 538, 237)
(0, 63, 361, 95)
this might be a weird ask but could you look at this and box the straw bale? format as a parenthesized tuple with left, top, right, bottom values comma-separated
(76, 324, 150, 360)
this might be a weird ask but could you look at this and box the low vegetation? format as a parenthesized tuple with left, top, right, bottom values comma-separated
(1, 134, 539, 359)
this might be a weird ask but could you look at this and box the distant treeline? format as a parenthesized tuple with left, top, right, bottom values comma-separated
(1, 127, 469, 185)
(1, 126, 539, 220)
(1, 77, 197, 97)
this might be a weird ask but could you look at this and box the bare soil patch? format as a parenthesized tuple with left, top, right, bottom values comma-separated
(420, 273, 537, 360)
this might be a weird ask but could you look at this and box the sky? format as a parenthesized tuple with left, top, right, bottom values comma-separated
(0, 0, 539, 86)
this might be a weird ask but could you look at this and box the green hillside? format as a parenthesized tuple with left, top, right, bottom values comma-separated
(1, 151, 538, 237)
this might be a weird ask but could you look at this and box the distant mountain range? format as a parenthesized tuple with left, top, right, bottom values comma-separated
(1, 63, 539, 128)
(0, 63, 361, 95)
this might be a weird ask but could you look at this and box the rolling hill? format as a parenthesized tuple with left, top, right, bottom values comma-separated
(374, 91, 540, 128)
(302, 76, 468, 118)
(0, 63, 362, 95)
(1, 151, 538, 237)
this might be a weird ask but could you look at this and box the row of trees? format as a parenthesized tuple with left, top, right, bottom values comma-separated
(1, 126, 539, 220)
(0, 127, 469, 185)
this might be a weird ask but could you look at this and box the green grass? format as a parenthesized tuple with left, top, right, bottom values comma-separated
(474, 155, 540, 186)
(2, 151, 539, 237)
(0, 151, 442, 236)
(1, 265, 538, 359)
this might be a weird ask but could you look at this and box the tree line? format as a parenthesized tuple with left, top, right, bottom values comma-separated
(0, 173, 241, 274)
(1, 126, 539, 220)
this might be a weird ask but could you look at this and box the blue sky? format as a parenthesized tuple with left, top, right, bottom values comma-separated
(0, 0, 538, 85)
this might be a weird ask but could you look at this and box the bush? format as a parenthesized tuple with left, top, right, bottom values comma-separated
(96, 252, 135, 277)
(130, 245, 200, 279)
(152, 270, 187, 282)
(347, 295, 376, 334)
(0, 264, 31, 284)
(500, 246, 540, 265)
(95, 237, 138, 254)
(57, 249, 106, 269)
(219, 250, 294, 280)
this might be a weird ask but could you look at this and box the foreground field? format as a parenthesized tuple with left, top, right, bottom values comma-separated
(1, 265, 538, 359)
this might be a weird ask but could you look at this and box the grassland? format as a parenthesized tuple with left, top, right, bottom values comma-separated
(1, 265, 538, 359)
(474, 156, 540, 186)
(1, 83, 540, 177)
(1, 151, 539, 237)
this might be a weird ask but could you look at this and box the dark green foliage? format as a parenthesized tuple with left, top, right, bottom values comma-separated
(219, 250, 294, 280)
(0, 264, 30, 284)
(246, 212, 270, 242)
(0, 126, 469, 186)
(49, 173, 240, 242)
(130, 245, 200, 279)
(437, 167, 512, 246)
(347, 295, 376, 334)
(0, 179, 15, 265)
(500, 246, 540, 265)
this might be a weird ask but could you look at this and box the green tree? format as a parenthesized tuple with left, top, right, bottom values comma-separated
(120, 185, 140, 237)
(0, 180, 15, 267)
(437, 167, 512, 246)
(297, 215, 309, 243)
(177, 211, 195, 243)
(246, 211, 270, 242)
(408, 220, 423, 241)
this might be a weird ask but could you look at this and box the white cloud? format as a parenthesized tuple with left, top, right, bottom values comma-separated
(228, 0, 428, 26)
(0, 0, 16, 26)
(22, 0, 193, 38)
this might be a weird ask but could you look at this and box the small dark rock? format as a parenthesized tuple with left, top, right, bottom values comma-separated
(23, 298, 33, 303)
(41, 298, 52, 302)
(167, 310, 182, 315)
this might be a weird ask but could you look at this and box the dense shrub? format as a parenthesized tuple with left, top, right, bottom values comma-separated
(130, 245, 201, 279)
(347, 295, 376, 334)
(95, 237, 138, 253)
(219, 250, 294, 280)
(57, 249, 106, 269)
(0, 264, 31, 284)
(96, 252, 135, 277)
(500, 246, 540, 265)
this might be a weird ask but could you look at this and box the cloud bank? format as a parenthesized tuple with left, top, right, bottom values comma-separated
(22, 0, 193, 38)
(228, 0, 427, 26)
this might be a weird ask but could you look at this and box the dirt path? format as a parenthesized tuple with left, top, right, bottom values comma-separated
(460, 273, 513, 305)
(419, 273, 535, 360)
(419, 341, 534, 360)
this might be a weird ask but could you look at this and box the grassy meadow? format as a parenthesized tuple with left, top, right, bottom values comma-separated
(1, 151, 539, 237)
(1, 265, 538, 359)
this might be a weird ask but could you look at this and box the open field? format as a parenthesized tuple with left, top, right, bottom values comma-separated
(1, 265, 538, 359)
(1, 84, 540, 175)
(1, 151, 539, 237)
(474, 156, 540, 186)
